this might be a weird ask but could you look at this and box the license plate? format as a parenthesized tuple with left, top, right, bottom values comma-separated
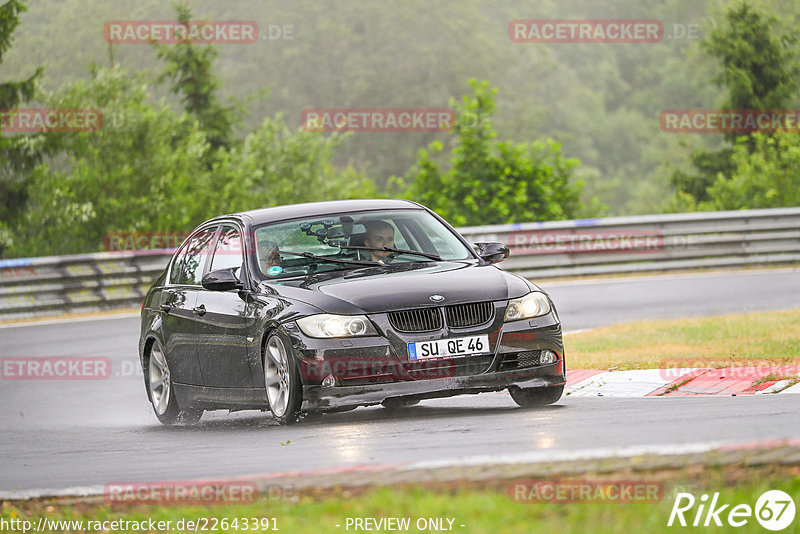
(407, 335, 490, 361)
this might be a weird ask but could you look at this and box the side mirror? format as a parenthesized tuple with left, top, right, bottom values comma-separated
(475, 242, 509, 264)
(202, 268, 244, 291)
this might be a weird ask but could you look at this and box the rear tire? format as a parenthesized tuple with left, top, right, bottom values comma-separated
(147, 341, 203, 425)
(263, 332, 304, 425)
(508, 385, 564, 408)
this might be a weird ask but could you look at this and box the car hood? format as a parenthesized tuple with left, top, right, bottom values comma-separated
(260, 261, 534, 315)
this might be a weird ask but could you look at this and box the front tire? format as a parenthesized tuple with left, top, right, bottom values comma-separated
(508, 385, 564, 408)
(147, 341, 203, 425)
(264, 332, 304, 425)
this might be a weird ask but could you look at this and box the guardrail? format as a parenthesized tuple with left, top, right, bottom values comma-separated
(0, 251, 173, 321)
(1, 207, 799, 321)
(458, 206, 800, 279)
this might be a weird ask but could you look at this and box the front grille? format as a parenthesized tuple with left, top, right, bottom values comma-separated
(498, 350, 542, 371)
(389, 308, 443, 332)
(445, 301, 494, 328)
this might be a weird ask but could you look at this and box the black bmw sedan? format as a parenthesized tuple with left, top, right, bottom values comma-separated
(138, 199, 565, 425)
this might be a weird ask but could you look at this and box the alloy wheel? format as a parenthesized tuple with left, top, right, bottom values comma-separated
(148, 345, 171, 415)
(265, 335, 291, 417)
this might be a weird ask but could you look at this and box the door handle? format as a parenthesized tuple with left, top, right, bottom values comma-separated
(192, 304, 207, 316)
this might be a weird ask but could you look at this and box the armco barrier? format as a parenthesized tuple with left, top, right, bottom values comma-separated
(1, 207, 799, 320)
(458, 206, 800, 279)
(0, 251, 173, 321)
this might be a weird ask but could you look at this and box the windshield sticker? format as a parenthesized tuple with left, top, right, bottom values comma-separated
(267, 265, 283, 276)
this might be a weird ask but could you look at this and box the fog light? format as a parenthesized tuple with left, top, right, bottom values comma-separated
(321, 374, 337, 387)
(540, 350, 557, 365)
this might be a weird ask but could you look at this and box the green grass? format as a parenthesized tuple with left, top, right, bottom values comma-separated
(3, 465, 798, 533)
(566, 309, 800, 370)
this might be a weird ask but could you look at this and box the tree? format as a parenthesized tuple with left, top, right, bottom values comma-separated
(4, 65, 376, 258)
(702, 132, 800, 210)
(398, 80, 582, 227)
(705, 3, 800, 143)
(7, 67, 215, 257)
(672, 2, 800, 205)
(218, 115, 375, 211)
(0, 0, 43, 252)
(154, 3, 237, 152)
(670, 148, 735, 204)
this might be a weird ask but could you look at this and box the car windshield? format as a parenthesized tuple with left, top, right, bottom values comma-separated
(253, 209, 473, 279)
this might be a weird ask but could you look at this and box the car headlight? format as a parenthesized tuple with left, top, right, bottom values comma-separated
(504, 292, 551, 321)
(296, 314, 378, 338)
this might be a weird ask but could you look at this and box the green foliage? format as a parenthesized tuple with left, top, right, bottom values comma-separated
(670, 147, 735, 203)
(400, 80, 582, 227)
(154, 3, 236, 152)
(5, 66, 375, 258)
(672, 1, 800, 207)
(0, 0, 40, 106)
(701, 132, 800, 210)
(704, 3, 799, 126)
(221, 116, 375, 211)
(2, 0, 377, 259)
(0, 0, 43, 228)
(7, 67, 213, 256)
(6, 0, 799, 260)
(1, 0, 753, 216)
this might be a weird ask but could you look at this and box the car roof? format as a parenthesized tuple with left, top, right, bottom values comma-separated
(212, 199, 424, 226)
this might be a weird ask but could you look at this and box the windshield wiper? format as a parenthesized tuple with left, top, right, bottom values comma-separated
(334, 245, 442, 262)
(278, 250, 381, 267)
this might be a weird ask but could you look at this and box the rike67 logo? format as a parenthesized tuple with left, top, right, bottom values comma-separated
(668, 490, 796, 531)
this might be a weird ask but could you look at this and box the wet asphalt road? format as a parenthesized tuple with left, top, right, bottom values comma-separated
(1, 268, 798, 494)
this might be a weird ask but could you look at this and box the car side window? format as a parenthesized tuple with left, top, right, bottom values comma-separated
(209, 225, 244, 275)
(169, 227, 217, 285)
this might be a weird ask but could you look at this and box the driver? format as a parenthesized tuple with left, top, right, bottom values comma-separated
(362, 220, 395, 263)
(257, 239, 282, 272)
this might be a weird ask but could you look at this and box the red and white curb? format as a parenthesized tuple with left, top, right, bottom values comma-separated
(566, 366, 800, 397)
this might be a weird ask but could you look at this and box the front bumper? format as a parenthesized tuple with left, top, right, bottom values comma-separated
(292, 303, 565, 411)
(301, 360, 565, 410)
